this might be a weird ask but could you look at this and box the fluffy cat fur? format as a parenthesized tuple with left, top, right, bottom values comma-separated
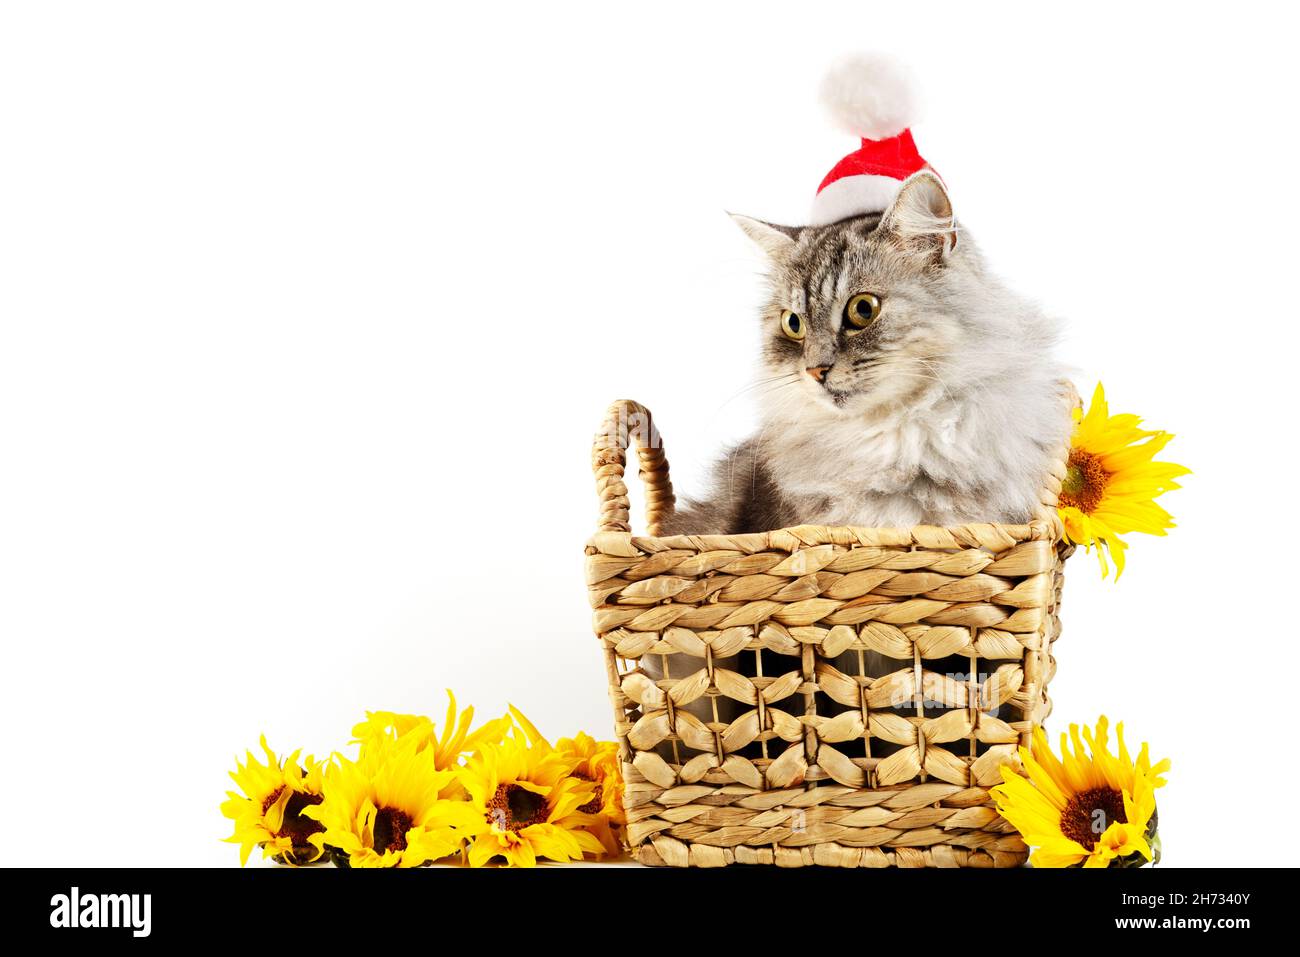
(659, 170, 1069, 535)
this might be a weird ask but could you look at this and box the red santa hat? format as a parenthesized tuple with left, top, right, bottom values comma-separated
(809, 54, 933, 226)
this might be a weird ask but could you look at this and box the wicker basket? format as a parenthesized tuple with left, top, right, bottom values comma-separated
(586, 394, 1076, 868)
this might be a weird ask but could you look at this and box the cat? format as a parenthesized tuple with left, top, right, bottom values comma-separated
(659, 169, 1069, 537)
(645, 170, 1070, 763)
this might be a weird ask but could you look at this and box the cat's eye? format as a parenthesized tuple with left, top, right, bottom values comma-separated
(780, 309, 806, 341)
(844, 293, 882, 334)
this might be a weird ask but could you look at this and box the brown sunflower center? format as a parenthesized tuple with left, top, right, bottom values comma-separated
(572, 771, 603, 814)
(1059, 786, 1127, 851)
(280, 791, 324, 847)
(372, 806, 412, 855)
(488, 783, 548, 832)
(1058, 449, 1109, 514)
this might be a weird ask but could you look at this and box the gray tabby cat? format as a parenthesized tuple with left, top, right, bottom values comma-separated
(638, 54, 1071, 767)
(647, 170, 1069, 756)
(659, 170, 1068, 536)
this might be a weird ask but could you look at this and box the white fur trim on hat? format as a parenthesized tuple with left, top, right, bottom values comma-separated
(819, 53, 920, 141)
(809, 174, 903, 226)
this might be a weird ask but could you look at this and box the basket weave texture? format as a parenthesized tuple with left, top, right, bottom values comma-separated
(586, 393, 1076, 868)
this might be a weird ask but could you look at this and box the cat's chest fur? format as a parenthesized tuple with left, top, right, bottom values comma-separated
(761, 397, 1048, 528)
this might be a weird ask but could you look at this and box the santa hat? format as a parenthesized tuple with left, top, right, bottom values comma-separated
(809, 54, 933, 226)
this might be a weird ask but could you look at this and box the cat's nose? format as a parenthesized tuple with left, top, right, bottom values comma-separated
(806, 365, 832, 383)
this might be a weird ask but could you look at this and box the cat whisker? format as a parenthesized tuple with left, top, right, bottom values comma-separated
(703, 373, 802, 445)
(908, 357, 958, 404)
(712, 372, 800, 410)
(860, 367, 957, 404)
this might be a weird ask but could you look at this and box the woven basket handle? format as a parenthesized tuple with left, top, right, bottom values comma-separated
(592, 399, 675, 535)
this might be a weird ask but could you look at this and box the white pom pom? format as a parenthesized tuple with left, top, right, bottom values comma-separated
(819, 53, 920, 141)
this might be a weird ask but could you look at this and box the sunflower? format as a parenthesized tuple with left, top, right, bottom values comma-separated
(460, 711, 606, 867)
(221, 736, 327, 866)
(992, 716, 1170, 868)
(553, 731, 627, 857)
(351, 690, 512, 772)
(303, 731, 484, 868)
(1058, 382, 1189, 578)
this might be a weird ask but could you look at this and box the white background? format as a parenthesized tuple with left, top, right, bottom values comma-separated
(2, 1, 1295, 867)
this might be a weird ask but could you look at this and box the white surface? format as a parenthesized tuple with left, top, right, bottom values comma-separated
(1, 1, 1295, 867)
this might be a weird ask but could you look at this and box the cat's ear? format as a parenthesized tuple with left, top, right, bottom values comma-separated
(730, 214, 801, 260)
(879, 170, 957, 259)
